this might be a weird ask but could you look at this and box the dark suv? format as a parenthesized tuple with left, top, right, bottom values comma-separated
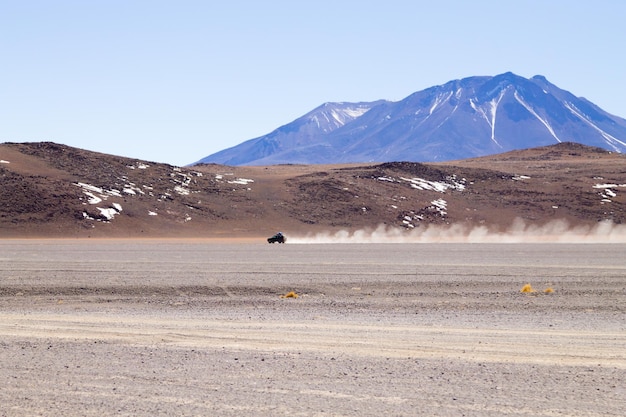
(267, 232, 286, 244)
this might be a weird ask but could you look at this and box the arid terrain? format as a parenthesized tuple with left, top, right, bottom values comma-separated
(1, 141, 625, 240)
(1, 142, 625, 416)
(1, 240, 625, 416)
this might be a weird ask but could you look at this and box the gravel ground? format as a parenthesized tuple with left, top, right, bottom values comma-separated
(0, 240, 625, 416)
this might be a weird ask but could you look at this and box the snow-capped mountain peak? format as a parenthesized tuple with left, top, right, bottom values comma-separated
(194, 72, 626, 165)
(308, 102, 380, 133)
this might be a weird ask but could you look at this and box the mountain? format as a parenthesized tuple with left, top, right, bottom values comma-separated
(194, 72, 626, 166)
(1, 141, 625, 238)
(197, 101, 389, 166)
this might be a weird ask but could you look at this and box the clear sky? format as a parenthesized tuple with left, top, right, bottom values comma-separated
(2, 0, 625, 166)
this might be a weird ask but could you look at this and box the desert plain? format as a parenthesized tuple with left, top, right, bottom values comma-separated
(0, 239, 624, 416)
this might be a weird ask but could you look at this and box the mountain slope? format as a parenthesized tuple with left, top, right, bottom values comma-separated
(194, 101, 388, 166)
(196, 72, 626, 165)
(2, 141, 625, 238)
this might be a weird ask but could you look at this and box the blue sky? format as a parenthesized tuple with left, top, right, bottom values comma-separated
(2, 0, 625, 166)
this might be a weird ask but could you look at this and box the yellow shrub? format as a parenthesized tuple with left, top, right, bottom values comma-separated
(281, 291, 299, 299)
(520, 283, 535, 293)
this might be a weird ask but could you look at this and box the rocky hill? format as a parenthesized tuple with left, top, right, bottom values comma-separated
(1, 141, 625, 239)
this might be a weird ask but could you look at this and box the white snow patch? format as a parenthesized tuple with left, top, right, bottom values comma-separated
(76, 182, 103, 194)
(429, 91, 453, 115)
(148, 211, 158, 216)
(515, 91, 562, 143)
(0, 160, 9, 164)
(76, 182, 130, 202)
(83, 192, 102, 205)
(174, 185, 190, 195)
(565, 102, 626, 151)
(431, 198, 448, 216)
(397, 175, 466, 193)
(593, 183, 626, 189)
(403, 177, 448, 192)
(97, 207, 119, 221)
(127, 162, 150, 170)
(604, 189, 617, 198)
(342, 106, 371, 119)
(330, 110, 345, 126)
(107, 189, 123, 197)
(512, 175, 531, 181)
(228, 178, 254, 185)
(488, 90, 506, 146)
(315, 106, 372, 132)
(470, 92, 505, 147)
(593, 183, 626, 203)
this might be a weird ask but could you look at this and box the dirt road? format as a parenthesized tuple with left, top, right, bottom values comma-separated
(1, 240, 625, 416)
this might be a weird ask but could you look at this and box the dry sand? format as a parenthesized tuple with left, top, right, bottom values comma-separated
(1, 239, 625, 416)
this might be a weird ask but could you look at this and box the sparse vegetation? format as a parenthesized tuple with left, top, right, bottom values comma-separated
(521, 283, 555, 294)
(280, 291, 299, 299)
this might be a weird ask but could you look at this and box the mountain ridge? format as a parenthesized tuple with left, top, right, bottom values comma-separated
(1, 141, 625, 238)
(195, 72, 626, 166)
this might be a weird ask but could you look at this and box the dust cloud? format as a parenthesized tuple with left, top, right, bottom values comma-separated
(289, 219, 626, 244)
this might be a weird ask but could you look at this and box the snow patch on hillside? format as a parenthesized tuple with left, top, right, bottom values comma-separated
(311, 104, 373, 132)
(377, 174, 465, 228)
(73, 166, 226, 224)
(564, 102, 626, 151)
(379, 174, 466, 192)
(594, 183, 626, 203)
(514, 91, 561, 143)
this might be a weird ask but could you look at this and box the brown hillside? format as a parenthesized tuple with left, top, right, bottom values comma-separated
(1, 141, 624, 238)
